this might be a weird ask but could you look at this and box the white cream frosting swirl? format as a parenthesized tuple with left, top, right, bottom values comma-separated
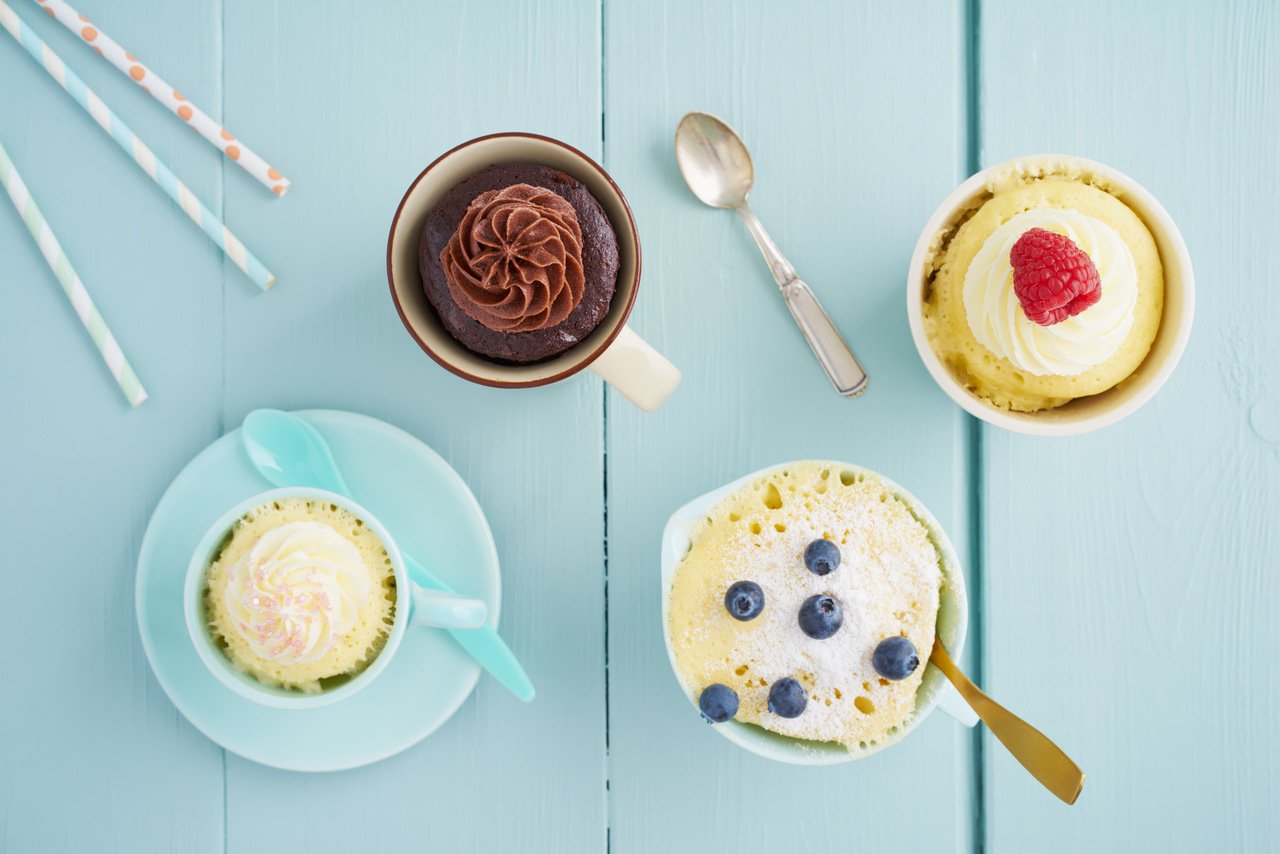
(223, 521, 371, 664)
(962, 207, 1138, 376)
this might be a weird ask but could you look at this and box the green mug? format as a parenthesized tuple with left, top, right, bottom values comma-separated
(184, 486, 486, 710)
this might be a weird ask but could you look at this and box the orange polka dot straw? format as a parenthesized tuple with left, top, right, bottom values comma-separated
(35, 0, 290, 197)
(0, 0, 276, 289)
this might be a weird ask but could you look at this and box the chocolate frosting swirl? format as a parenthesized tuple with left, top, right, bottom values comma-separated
(439, 183, 586, 333)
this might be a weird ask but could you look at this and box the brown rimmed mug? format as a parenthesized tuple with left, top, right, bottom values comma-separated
(387, 133, 681, 411)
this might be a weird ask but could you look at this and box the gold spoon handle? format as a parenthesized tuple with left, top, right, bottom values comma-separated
(930, 638, 1085, 805)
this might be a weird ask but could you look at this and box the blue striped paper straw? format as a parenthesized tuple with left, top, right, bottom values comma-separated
(0, 0, 275, 289)
(0, 141, 147, 406)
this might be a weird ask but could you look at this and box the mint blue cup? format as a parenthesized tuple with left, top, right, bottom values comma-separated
(184, 487, 487, 710)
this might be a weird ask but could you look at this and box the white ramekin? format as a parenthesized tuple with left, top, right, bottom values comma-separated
(906, 154, 1194, 436)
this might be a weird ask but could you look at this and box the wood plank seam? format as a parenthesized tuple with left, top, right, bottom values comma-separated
(963, 0, 987, 850)
(602, 2, 612, 852)
(217, 3, 229, 854)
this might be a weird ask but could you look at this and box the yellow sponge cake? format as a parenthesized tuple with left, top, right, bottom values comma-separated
(203, 497, 396, 693)
(923, 160, 1163, 412)
(667, 463, 942, 751)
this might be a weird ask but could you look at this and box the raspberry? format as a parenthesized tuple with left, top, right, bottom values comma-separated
(1008, 227, 1102, 325)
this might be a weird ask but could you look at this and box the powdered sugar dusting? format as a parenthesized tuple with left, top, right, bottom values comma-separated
(668, 463, 943, 749)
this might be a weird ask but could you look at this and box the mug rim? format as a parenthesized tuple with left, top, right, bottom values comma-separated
(905, 153, 1195, 436)
(386, 131, 643, 389)
(659, 461, 969, 765)
(183, 486, 410, 710)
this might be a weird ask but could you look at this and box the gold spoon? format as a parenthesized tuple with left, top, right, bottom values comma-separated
(930, 638, 1085, 805)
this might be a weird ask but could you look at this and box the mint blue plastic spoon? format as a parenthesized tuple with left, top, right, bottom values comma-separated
(241, 409, 535, 702)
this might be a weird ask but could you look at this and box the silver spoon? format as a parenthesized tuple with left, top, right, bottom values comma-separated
(675, 112, 868, 397)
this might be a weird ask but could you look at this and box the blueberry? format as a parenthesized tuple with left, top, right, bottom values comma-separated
(767, 677, 808, 718)
(698, 683, 739, 723)
(803, 539, 841, 576)
(872, 636, 920, 681)
(724, 581, 765, 621)
(797, 594, 843, 639)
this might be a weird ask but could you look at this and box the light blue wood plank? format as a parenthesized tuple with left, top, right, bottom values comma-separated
(604, 1, 978, 852)
(979, 1, 1280, 849)
(0, 1, 227, 850)
(6, 1, 1272, 851)
(217, 2, 607, 851)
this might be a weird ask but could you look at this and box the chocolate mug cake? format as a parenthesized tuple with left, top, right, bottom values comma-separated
(419, 163, 621, 363)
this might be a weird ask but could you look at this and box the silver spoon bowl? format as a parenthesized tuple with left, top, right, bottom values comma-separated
(675, 112, 868, 396)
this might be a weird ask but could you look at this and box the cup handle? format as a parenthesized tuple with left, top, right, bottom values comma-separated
(409, 583, 488, 630)
(935, 680, 980, 728)
(588, 324, 681, 411)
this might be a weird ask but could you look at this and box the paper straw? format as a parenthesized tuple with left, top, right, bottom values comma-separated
(0, 142, 147, 407)
(0, 0, 275, 290)
(33, 0, 290, 197)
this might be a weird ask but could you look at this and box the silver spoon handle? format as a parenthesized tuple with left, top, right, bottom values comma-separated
(737, 204, 796, 285)
(781, 279, 868, 397)
(737, 206, 869, 397)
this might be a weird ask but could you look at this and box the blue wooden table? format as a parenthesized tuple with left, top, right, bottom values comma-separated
(2, 1, 1277, 851)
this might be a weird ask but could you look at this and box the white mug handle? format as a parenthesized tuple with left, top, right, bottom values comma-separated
(588, 324, 681, 411)
(935, 680, 979, 728)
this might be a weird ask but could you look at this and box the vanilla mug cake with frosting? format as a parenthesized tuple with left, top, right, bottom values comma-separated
(202, 496, 397, 693)
(185, 488, 487, 708)
(921, 158, 1165, 413)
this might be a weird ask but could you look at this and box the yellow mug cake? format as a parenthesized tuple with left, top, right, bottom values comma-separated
(922, 158, 1164, 412)
(202, 497, 397, 693)
(666, 462, 944, 751)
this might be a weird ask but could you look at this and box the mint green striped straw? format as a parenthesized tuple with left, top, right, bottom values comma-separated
(0, 0, 274, 290)
(0, 142, 147, 407)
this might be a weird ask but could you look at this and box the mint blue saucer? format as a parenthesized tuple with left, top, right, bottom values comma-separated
(135, 410, 501, 772)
